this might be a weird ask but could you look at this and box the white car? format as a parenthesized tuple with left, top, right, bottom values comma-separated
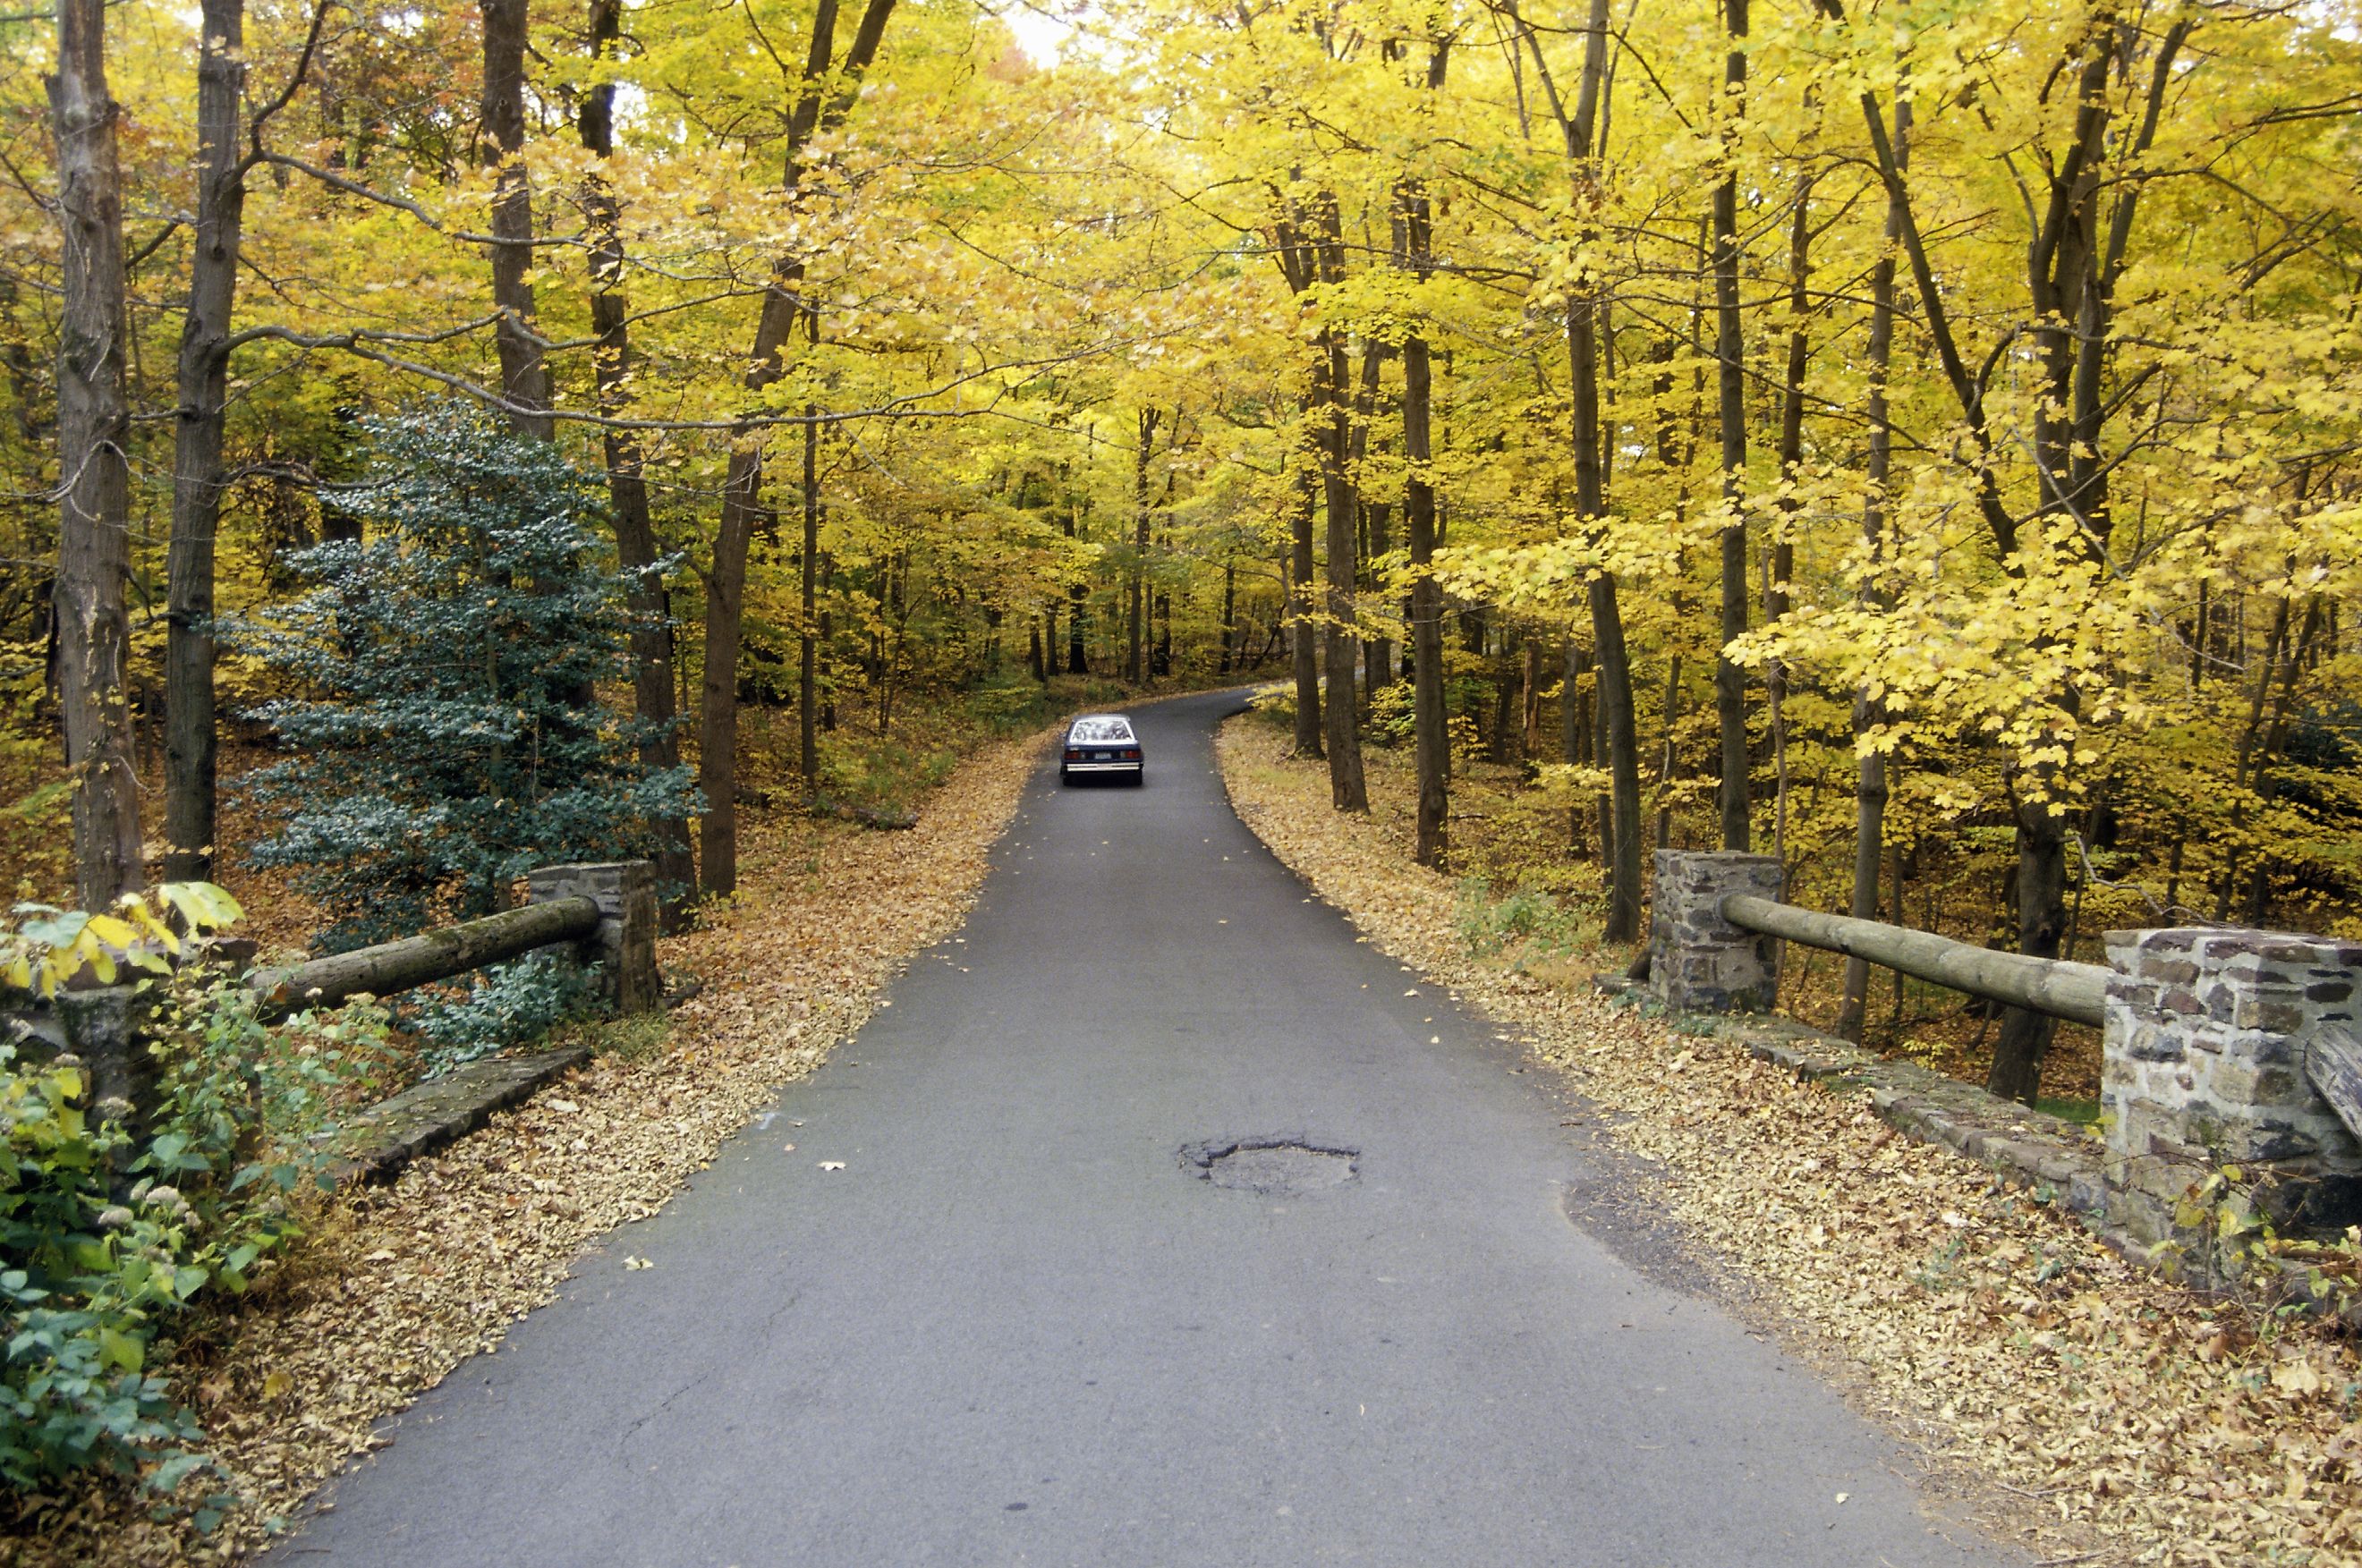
(1059, 714, 1144, 784)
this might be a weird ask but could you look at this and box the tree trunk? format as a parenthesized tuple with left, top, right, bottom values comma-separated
(1517, 638, 1542, 759)
(1985, 21, 2188, 1105)
(48, 0, 142, 910)
(699, 0, 897, 898)
(1765, 160, 1814, 869)
(701, 450, 756, 896)
(480, 0, 550, 437)
(1561, 639, 1592, 856)
(1348, 342, 1391, 702)
(1559, 0, 1641, 938)
(1839, 96, 1907, 1044)
(163, 0, 246, 885)
(1364, 500, 1393, 693)
(1219, 553, 1236, 675)
(1711, 0, 1752, 852)
(2235, 597, 2324, 926)
(1064, 490, 1088, 674)
(798, 409, 821, 784)
(1289, 460, 1322, 758)
(1653, 649, 1681, 850)
(1307, 191, 1368, 809)
(1988, 767, 2072, 1106)
(1396, 98, 1450, 865)
(1128, 406, 1158, 684)
(582, 0, 692, 924)
(1405, 330, 1447, 869)
(1317, 326, 1366, 809)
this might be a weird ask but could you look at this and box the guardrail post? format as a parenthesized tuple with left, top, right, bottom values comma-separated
(2102, 928, 2362, 1252)
(1648, 850, 1784, 1013)
(526, 860, 660, 1014)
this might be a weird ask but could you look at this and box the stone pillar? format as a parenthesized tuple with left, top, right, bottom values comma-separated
(526, 860, 660, 1014)
(7, 987, 157, 1160)
(1647, 850, 1784, 1014)
(2102, 928, 2362, 1250)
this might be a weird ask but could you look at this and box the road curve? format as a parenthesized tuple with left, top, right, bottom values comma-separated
(270, 690, 2024, 1567)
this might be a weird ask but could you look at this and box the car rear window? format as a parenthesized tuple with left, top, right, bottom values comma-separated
(1069, 717, 1134, 744)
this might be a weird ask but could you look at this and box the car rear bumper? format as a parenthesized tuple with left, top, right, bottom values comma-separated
(1061, 761, 1143, 775)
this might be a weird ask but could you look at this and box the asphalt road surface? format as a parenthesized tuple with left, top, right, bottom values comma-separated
(272, 690, 2024, 1567)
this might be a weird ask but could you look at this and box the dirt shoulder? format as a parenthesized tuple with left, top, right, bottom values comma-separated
(1219, 715, 2361, 1568)
(7, 729, 1051, 1568)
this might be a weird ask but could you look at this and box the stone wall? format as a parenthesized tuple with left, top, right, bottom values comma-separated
(2101, 928, 2362, 1249)
(1644, 853, 2362, 1264)
(526, 860, 660, 1014)
(1646, 850, 1783, 1014)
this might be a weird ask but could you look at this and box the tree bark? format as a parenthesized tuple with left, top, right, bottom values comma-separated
(1766, 158, 1814, 869)
(1128, 407, 1159, 684)
(1985, 21, 2188, 1105)
(1711, 0, 1752, 852)
(1560, 639, 1591, 856)
(1558, 0, 1642, 938)
(798, 407, 821, 783)
(480, 0, 551, 437)
(49, 0, 142, 910)
(1405, 329, 1447, 869)
(1723, 895, 2109, 1029)
(582, 0, 693, 924)
(1317, 332, 1366, 809)
(163, 0, 246, 885)
(250, 897, 600, 1021)
(1394, 44, 1451, 865)
(1288, 459, 1323, 758)
(1364, 500, 1392, 694)
(1219, 552, 1236, 675)
(1312, 193, 1367, 809)
(1266, 205, 1326, 759)
(1350, 340, 1394, 698)
(1839, 96, 1907, 1044)
(700, 0, 897, 898)
(1063, 485, 1089, 674)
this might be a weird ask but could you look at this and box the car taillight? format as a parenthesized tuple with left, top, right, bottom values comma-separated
(1064, 749, 1082, 761)
(1123, 748, 1141, 759)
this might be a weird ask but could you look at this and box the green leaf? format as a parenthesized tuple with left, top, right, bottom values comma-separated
(98, 1326, 145, 1374)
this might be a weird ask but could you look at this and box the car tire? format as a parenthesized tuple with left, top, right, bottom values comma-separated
(1058, 767, 1070, 784)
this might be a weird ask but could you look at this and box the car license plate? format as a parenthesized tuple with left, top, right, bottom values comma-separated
(1092, 750, 1111, 760)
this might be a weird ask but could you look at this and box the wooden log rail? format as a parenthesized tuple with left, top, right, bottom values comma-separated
(2309, 1022, 2362, 1144)
(246, 897, 600, 1022)
(1718, 894, 2110, 1029)
(1648, 853, 2362, 1253)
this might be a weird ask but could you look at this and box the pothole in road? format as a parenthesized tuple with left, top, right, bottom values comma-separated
(1179, 1137, 1358, 1196)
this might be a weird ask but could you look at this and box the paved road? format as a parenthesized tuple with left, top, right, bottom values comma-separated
(276, 691, 2022, 1567)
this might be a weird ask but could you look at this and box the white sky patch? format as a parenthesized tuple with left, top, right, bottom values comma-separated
(993, 1, 1075, 64)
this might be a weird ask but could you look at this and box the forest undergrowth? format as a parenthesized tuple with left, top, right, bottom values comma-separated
(1, 721, 1052, 1567)
(1219, 712, 2362, 1568)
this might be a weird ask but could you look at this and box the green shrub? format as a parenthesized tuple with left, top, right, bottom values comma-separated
(814, 733, 958, 818)
(227, 403, 699, 953)
(1247, 685, 1296, 730)
(1, 973, 370, 1507)
(1366, 681, 1415, 747)
(1453, 880, 1593, 960)
(404, 952, 603, 1076)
